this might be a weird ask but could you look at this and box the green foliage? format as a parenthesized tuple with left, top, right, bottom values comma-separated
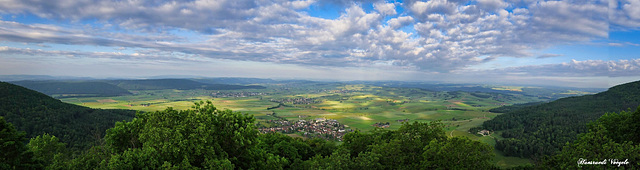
(0, 116, 40, 169)
(422, 137, 495, 169)
(27, 134, 68, 167)
(538, 107, 640, 169)
(488, 102, 545, 113)
(101, 101, 286, 169)
(483, 80, 640, 158)
(0, 82, 136, 150)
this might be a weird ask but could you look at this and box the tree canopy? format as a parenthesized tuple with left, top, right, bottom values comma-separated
(482, 80, 640, 158)
(539, 107, 640, 169)
(0, 82, 136, 150)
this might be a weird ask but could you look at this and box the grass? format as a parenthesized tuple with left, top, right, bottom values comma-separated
(60, 83, 541, 168)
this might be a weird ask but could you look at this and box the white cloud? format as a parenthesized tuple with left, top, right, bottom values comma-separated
(0, 0, 637, 83)
(496, 59, 640, 77)
(611, 0, 640, 29)
(477, 0, 508, 11)
(374, 2, 397, 16)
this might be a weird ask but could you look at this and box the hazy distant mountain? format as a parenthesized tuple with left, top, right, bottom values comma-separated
(0, 75, 94, 81)
(107, 79, 266, 90)
(11, 80, 132, 98)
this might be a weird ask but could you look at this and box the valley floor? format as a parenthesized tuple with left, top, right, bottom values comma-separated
(61, 83, 540, 168)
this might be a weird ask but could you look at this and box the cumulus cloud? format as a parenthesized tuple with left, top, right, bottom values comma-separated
(374, 2, 397, 16)
(0, 0, 637, 78)
(0, 46, 202, 62)
(610, 0, 640, 29)
(496, 59, 640, 77)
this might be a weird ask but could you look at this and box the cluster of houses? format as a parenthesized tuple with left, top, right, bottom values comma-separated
(270, 97, 320, 105)
(477, 130, 492, 136)
(258, 118, 351, 141)
(397, 118, 410, 123)
(329, 89, 359, 94)
(372, 122, 390, 128)
(210, 91, 266, 98)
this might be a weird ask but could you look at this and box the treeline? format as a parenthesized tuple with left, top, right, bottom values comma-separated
(488, 101, 545, 113)
(107, 79, 265, 90)
(482, 80, 640, 158)
(10, 79, 267, 99)
(1, 101, 496, 169)
(0, 82, 136, 150)
(11, 81, 131, 98)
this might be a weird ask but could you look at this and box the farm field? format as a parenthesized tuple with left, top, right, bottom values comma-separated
(60, 82, 546, 167)
(61, 82, 543, 131)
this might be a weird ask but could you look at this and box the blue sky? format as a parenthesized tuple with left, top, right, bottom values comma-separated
(0, 0, 639, 88)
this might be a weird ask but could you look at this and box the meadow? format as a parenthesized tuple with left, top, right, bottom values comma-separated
(61, 82, 540, 167)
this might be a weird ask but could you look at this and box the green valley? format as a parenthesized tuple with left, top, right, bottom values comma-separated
(3, 78, 623, 169)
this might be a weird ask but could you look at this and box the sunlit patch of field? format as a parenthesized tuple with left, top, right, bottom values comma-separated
(358, 116, 372, 120)
(97, 99, 117, 103)
(491, 86, 524, 92)
(559, 90, 593, 95)
(450, 101, 472, 107)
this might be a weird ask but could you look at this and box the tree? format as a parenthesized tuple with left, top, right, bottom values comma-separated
(27, 134, 68, 167)
(0, 116, 40, 169)
(103, 101, 286, 169)
(422, 137, 495, 169)
(539, 107, 640, 169)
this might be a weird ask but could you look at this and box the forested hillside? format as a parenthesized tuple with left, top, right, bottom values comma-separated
(482, 80, 640, 158)
(11, 81, 131, 98)
(0, 82, 136, 150)
(539, 107, 640, 168)
(107, 79, 265, 90)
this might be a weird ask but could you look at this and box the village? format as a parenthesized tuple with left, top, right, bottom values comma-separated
(269, 97, 320, 105)
(258, 118, 351, 141)
(210, 91, 266, 98)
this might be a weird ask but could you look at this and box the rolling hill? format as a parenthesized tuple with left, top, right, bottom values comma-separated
(107, 78, 266, 90)
(11, 80, 132, 98)
(0, 82, 136, 150)
(481, 80, 640, 158)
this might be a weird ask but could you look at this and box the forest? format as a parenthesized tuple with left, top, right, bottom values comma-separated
(10, 81, 131, 98)
(0, 82, 135, 150)
(481, 80, 640, 158)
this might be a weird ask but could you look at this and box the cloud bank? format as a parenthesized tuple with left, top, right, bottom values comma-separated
(0, 0, 639, 87)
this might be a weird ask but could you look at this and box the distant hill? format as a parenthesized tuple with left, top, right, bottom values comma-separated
(0, 82, 136, 150)
(107, 79, 266, 90)
(192, 77, 279, 85)
(11, 80, 132, 98)
(0, 75, 94, 81)
(367, 82, 604, 100)
(481, 80, 640, 158)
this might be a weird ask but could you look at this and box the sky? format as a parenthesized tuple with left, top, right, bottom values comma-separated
(0, 0, 639, 88)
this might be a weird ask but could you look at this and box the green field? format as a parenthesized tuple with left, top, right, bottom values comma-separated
(60, 82, 539, 168)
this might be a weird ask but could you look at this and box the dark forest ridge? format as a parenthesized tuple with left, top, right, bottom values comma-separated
(105, 79, 266, 90)
(481, 80, 640, 158)
(11, 80, 132, 98)
(7, 78, 267, 98)
(0, 82, 135, 150)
